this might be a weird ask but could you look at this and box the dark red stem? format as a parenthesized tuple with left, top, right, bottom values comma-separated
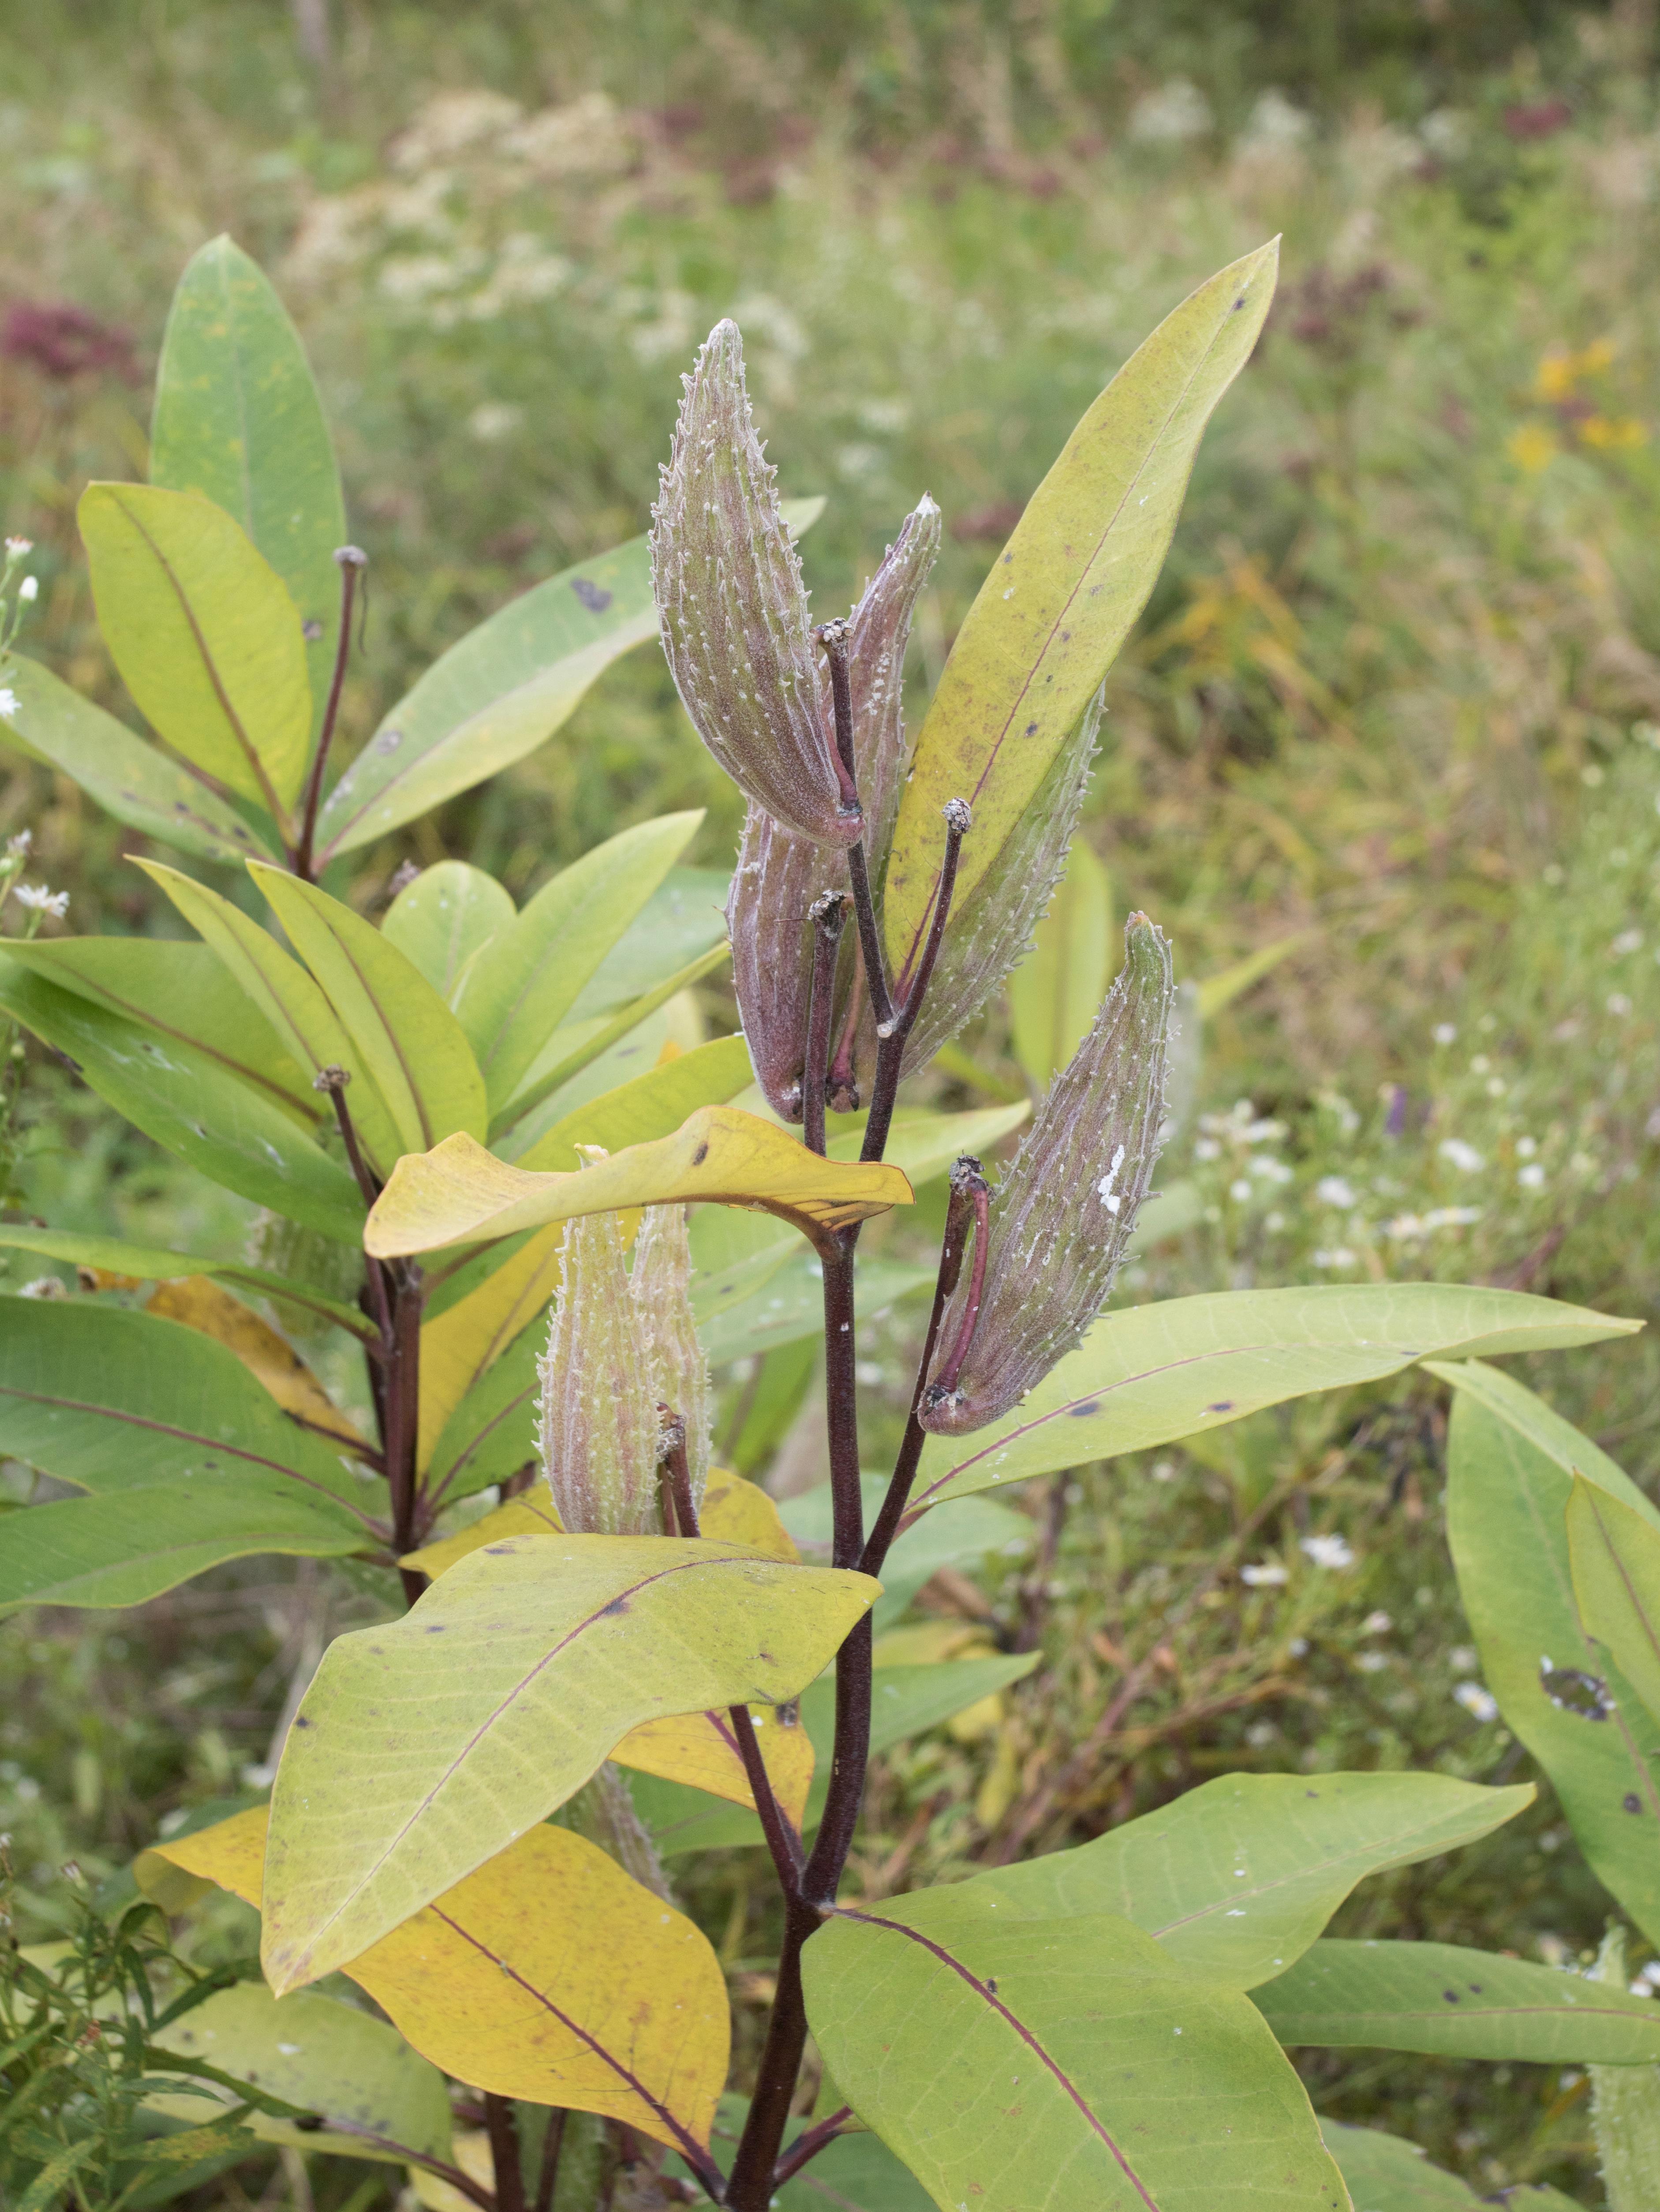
(293, 546, 367, 882)
(772, 2108, 854, 2190)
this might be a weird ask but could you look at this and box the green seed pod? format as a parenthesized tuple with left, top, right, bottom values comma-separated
(726, 498, 942, 1117)
(921, 912, 1175, 1435)
(537, 1208, 662, 1536)
(630, 1203, 710, 1514)
(652, 319, 858, 847)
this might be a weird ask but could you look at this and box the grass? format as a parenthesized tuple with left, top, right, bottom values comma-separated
(2, 4, 1660, 2202)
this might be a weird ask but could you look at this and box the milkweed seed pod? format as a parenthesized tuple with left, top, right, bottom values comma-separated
(726, 498, 943, 1118)
(537, 1205, 663, 1536)
(920, 912, 1175, 1435)
(895, 684, 1104, 1076)
(629, 1202, 711, 1515)
(652, 319, 858, 847)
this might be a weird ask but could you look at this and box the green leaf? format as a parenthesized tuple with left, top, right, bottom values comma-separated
(802, 1891, 1349, 2212)
(150, 234, 348, 734)
(381, 860, 516, 1003)
(915, 1284, 1642, 1508)
(1256, 1939, 1660, 2064)
(310, 499, 822, 861)
(146, 1980, 449, 2164)
(882, 243, 1278, 985)
(0, 959, 364, 1239)
(1439, 1363, 1660, 1947)
(697, 1247, 935, 1368)
(1320, 2123, 1485, 2210)
(1196, 932, 1313, 1021)
(11, 2138, 100, 2212)
(455, 811, 703, 1113)
(2, 934, 316, 1120)
(251, 862, 488, 1153)
(0, 1226, 372, 1340)
(79, 482, 311, 818)
(961, 1770, 1531, 1990)
(0, 652, 275, 864)
(828, 1103, 1032, 1190)
(1008, 836, 1112, 1088)
(261, 1533, 878, 1991)
(0, 1482, 364, 1616)
(138, 857, 409, 1174)
(780, 1476, 1032, 1628)
(1568, 1474, 1660, 1727)
(568, 865, 731, 1020)
(0, 1296, 375, 1524)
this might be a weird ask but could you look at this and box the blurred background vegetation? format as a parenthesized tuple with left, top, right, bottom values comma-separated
(3, 1, 1660, 2202)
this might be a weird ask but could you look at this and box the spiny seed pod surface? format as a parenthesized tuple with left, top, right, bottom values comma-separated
(537, 1208, 662, 1535)
(630, 1202, 711, 1512)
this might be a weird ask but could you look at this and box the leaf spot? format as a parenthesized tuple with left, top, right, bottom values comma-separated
(1625, 1792, 1644, 1813)
(572, 576, 613, 613)
(692, 1141, 710, 1167)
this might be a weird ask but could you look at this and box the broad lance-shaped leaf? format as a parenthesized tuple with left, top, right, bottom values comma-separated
(146, 1980, 451, 2167)
(1009, 834, 1112, 1088)
(252, 863, 488, 1154)
(882, 239, 1279, 981)
(383, 860, 516, 1003)
(150, 234, 348, 734)
(0, 959, 364, 1242)
(1437, 1361, 1660, 1948)
(261, 1533, 876, 1990)
(404, 1465, 797, 1578)
(79, 482, 312, 817)
(144, 1276, 369, 1452)
(142, 1809, 730, 2167)
(1320, 2125, 1497, 2212)
(1255, 1939, 1660, 2064)
(0, 1297, 376, 1526)
(803, 1890, 1348, 2212)
(0, 1482, 364, 1616)
(454, 810, 702, 1112)
(2, 932, 318, 1121)
(0, 651, 274, 864)
(0, 1225, 372, 1341)
(727, 496, 942, 1119)
(914, 1283, 1641, 1508)
(311, 505, 813, 861)
(653, 320, 856, 848)
(364, 1104, 912, 1258)
(1567, 1474, 1660, 1726)
(138, 857, 409, 1173)
(961, 1770, 1531, 1991)
(923, 913, 1174, 1436)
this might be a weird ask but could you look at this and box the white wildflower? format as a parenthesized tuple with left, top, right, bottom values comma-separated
(1194, 1136, 1221, 1161)
(4, 537, 32, 556)
(1454, 1682, 1499, 1723)
(1241, 1563, 1288, 1587)
(1301, 1533, 1355, 1570)
(1229, 1178, 1252, 1202)
(1518, 1162, 1547, 1191)
(1312, 1246, 1357, 1269)
(1608, 992, 1632, 1017)
(0, 688, 19, 721)
(1433, 1023, 1457, 1045)
(1438, 1138, 1485, 1173)
(12, 883, 68, 917)
(1356, 1651, 1388, 1673)
(17, 576, 37, 603)
(1315, 1175, 1356, 1208)
(1250, 1154, 1293, 1184)
(1449, 1645, 1477, 1673)
(1612, 929, 1643, 956)
(1516, 1135, 1537, 1157)
(6, 829, 30, 855)
(1362, 1611, 1393, 1635)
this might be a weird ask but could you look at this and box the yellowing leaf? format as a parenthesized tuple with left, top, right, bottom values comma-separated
(261, 1534, 879, 1988)
(401, 1467, 794, 1581)
(145, 1276, 369, 1453)
(366, 1104, 912, 1258)
(400, 1481, 565, 1577)
(79, 481, 312, 818)
(417, 1224, 564, 1468)
(612, 1701, 815, 1830)
(141, 1808, 729, 2169)
(882, 241, 1279, 985)
(700, 1467, 797, 1560)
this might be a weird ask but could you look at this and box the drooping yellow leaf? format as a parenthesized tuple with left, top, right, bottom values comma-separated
(882, 242, 1279, 987)
(365, 1104, 912, 1259)
(416, 1224, 564, 1469)
(400, 1481, 565, 1577)
(145, 1277, 369, 1453)
(140, 1808, 729, 2164)
(612, 1701, 815, 1830)
(261, 1533, 878, 1989)
(700, 1467, 797, 1560)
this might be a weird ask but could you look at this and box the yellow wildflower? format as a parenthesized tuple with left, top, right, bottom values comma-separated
(1508, 423, 1559, 473)
(1580, 414, 1647, 450)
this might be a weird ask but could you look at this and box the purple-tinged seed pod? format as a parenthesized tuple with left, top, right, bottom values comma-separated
(725, 497, 943, 1118)
(537, 1197, 662, 1536)
(651, 319, 858, 847)
(895, 682, 1103, 1075)
(920, 912, 1175, 1435)
(630, 1203, 711, 1514)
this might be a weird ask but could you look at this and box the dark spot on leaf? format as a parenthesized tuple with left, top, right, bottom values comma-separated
(424, 1624, 446, 1633)
(1625, 1792, 1643, 1814)
(602, 1596, 631, 1617)
(293, 1716, 312, 1729)
(985, 1976, 998, 1995)
(1540, 1663, 1614, 1720)
(1068, 1400, 1101, 1419)
(485, 1543, 514, 1553)
(1207, 1400, 1234, 1414)
(295, 2115, 325, 2132)
(1468, 1984, 1483, 1995)
(1305, 1790, 1319, 1799)
(302, 618, 324, 642)
(1233, 296, 1246, 311)
(572, 576, 613, 613)
(691, 1141, 710, 1167)
(1024, 721, 1038, 735)
(1442, 1990, 1460, 2003)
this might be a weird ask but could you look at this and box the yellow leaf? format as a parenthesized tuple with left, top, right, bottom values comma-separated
(700, 1466, 798, 1560)
(140, 1808, 729, 2163)
(417, 1224, 565, 1469)
(612, 1701, 815, 1830)
(411, 2132, 491, 2212)
(365, 1104, 912, 1258)
(871, 1621, 997, 1668)
(400, 1466, 793, 1580)
(145, 1277, 369, 1454)
(400, 1481, 566, 1577)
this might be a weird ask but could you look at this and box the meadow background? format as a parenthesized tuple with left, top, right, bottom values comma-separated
(3, 1, 1660, 2201)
